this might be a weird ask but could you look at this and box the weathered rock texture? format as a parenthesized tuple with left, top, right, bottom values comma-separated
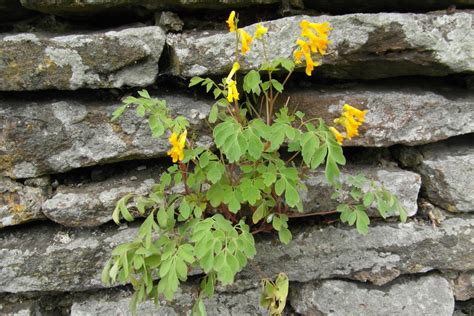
(0, 26, 165, 91)
(0, 176, 48, 228)
(42, 166, 163, 227)
(244, 217, 474, 286)
(70, 285, 265, 316)
(0, 94, 211, 178)
(303, 0, 474, 13)
(169, 12, 474, 79)
(396, 136, 474, 213)
(0, 222, 139, 293)
(290, 275, 455, 315)
(303, 165, 421, 217)
(284, 84, 474, 146)
(1, 217, 472, 293)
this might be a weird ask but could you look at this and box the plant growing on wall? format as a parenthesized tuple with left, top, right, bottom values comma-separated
(102, 12, 407, 315)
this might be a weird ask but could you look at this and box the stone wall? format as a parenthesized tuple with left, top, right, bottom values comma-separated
(1, 1, 473, 315)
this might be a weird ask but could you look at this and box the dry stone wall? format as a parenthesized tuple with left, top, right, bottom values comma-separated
(0, 1, 473, 315)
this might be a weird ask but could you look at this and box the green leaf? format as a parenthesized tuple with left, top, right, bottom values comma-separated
(138, 89, 151, 98)
(209, 104, 219, 123)
(179, 199, 191, 220)
(262, 172, 277, 187)
(363, 191, 375, 207)
(189, 77, 204, 87)
(284, 181, 299, 208)
(278, 227, 292, 244)
(111, 104, 127, 121)
(270, 79, 284, 93)
(356, 209, 370, 235)
(238, 178, 261, 206)
(252, 203, 268, 224)
(243, 70, 262, 95)
(325, 157, 340, 184)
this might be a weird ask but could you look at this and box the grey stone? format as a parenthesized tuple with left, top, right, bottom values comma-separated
(0, 26, 165, 91)
(0, 222, 139, 293)
(70, 285, 265, 316)
(155, 11, 184, 33)
(243, 217, 474, 285)
(0, 295, 39, 316)
(20, 0, 279, 15)
(0, 216, 472, 293)
(0, 176, 48, 228)
(302, 165, 421, 217)
(451, 271, 474, 301)
(396, 136, 474, 213)
(283, 84, 474, 146)
(168, 13, 474, 79)
(0, 94, 211, 178)
(303, 0, 474, 13)
(290, 275, 455, 316)
(42, 166, 163, 227)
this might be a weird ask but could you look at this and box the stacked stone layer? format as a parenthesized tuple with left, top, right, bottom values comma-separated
(0, 3, 473, 315)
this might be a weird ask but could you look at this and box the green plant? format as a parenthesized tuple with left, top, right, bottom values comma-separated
(102, 12, 407, 315)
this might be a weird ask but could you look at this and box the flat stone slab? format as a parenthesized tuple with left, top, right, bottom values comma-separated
(284, 84, 474, 147)
(244, 217, 474, 286)
(168, 12, 474, 79)
(303, 165, 421, 217)
(40, 162, 419, 228)
(0, 176, 48, 228)
(0, 217, 472, 293)
(0, 94, 211, 179)
(42, 166, 164, 227)
(396, 136, 474, 213)
(290, 275, 455, 316)
(0, 26, 165, 91)
(70, 284, 264, 316)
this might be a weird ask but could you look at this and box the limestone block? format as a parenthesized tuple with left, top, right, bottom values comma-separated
(283, 84, 474, 147)
(0, 94, 211, 178)
(168, 12, 474, 79)
(396, 136, 474, 213)
(0, 217, 472, 293)
(290, 275, 454, 316)
(0, 26, 165, 90)
(0, 176, 48, 228)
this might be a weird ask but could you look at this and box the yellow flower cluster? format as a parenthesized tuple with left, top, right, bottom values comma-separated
(293, 20, 331, 76)
(226, 62, 240, 102)
(167, 130, 187, 163)
(226, 11, 268, 55)
(330, 104, 368, 144)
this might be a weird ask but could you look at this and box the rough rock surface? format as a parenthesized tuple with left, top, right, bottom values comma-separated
(303, 0, 474, 12)
(284, 84, 474, 146)
(0, 26, 165, 91)
(290, 275, 455, 315)
(243, 217, 474, 285)
(0, 176, 48, 228)
(42, 166, 163, 227)
(396, 136, 474, 213)
(168, 12, 474, 79)
(20, 0, 278, 15)
(0, 94, 211, 178)
(0, 222, 139, 293)
(70, 285, 265, 316)
(303, 165, 421, 217)
(1, 216, 472, 293)
(451, 271, 474, 301)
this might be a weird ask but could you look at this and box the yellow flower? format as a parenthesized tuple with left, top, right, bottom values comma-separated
(301, 28, 330, 55)
(226, 62, 240, 83)
(295, 39, 318, 76)
(343, 104, 368, 122)
(167, 130, 187, 163)
(254, 24, 268, 39)
(239, 29, 253, 54)
(293, 49, 303, 64)
(227, 11, 236, 32)
(227, 79, 239, 102)
(329, 127, 345, 144)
